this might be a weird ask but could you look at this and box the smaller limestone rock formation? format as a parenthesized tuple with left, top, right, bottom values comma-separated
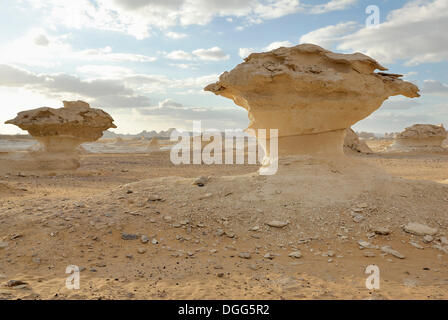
(5, 100, 116, 169)
(147, 137, 160, 151)
(344, 128, 373, 154)
(387, 124, 447, 153)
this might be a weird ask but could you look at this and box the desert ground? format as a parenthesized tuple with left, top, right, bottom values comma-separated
(0, 137, 447, 300)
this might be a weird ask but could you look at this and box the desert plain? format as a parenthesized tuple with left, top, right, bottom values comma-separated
(0, 135, 447, 300)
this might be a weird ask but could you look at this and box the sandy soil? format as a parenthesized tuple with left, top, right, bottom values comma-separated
(0, 144, 448, 300)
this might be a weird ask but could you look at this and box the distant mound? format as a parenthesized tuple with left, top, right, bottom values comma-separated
(387, 124, 447, 153)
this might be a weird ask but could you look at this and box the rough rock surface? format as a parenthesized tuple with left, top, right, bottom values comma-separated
(5, 100, 116, 169)
(387, 124, 447, 153)
(344, 128, 373, 154)
(205, 44, 419, 169)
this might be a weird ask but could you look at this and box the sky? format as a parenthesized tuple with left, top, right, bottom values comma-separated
(0, 0, 447, 135)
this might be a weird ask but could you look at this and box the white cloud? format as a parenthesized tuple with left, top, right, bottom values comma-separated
(122, 72, 219, 94)
(22, 0, 358, 39)
(422, 80, 448, 96)
(307, 0, 357, 14)
(165, 47, 229, 61)
(137, 98, 248, 129)
(165, 31, 188, 39)
(166, 50, 194, 60)
(79, 46, 157, 63)
(239, 47, 255, 58)
(0, 62, 219, 103)
(263, 40, 293, 51)
(300, 0, 448, 65)
(299, 21, 359, 49)
(382, 98, 422, 110)
(239, 40, 294, 59)
(0, 29, 157, 67)
(169, 63, 197, 70)
(192, 46, 229, 61)
(0, 64, 150, 108)
(76, 65, 133, 78)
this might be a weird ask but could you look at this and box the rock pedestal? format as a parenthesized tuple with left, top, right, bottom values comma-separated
(5, 100, 116, 169)
(205, 44, 419, 171)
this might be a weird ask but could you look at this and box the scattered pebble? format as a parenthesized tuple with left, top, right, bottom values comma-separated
(121, 233, 138, 240)
(238, 252, 251, 259)
(148, 195, 163, 202)
(5, 280, 27, 288)
(288, 251, 302, 259)
(403, 222, 438, 236)
(364, 252, 376, 257)
(140, 235, 149, 244)
(266, 220, 289, 228)
(263, 253, 274, 260)
(193, 176, 208, 187)
(381, 246, 405, 259)
(373, 227, 390, 235)
(409, 241, 424, 249)
(358, 240, 378, 250)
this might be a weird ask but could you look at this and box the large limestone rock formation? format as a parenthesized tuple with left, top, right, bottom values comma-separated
(344, 128, 373, 154)
(5, 100, 116, 169)
(205, 44, 419, 172)
(387, 124, 447, 153)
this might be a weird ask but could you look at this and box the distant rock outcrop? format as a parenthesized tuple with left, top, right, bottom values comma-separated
(205, 44, 419, 173)
(5, 100, 116, 169)
(147, 137, 160, 151)
(387, 124, 447, 152)
(344, 128, 373, 154)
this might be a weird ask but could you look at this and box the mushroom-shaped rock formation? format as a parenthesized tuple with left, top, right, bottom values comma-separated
(5, 100, 116, 169)
(387, 124, 447, 153)
(147, 137, 160, 151)
(344, 128, 373, 154)
(205, 44, 419, 171)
